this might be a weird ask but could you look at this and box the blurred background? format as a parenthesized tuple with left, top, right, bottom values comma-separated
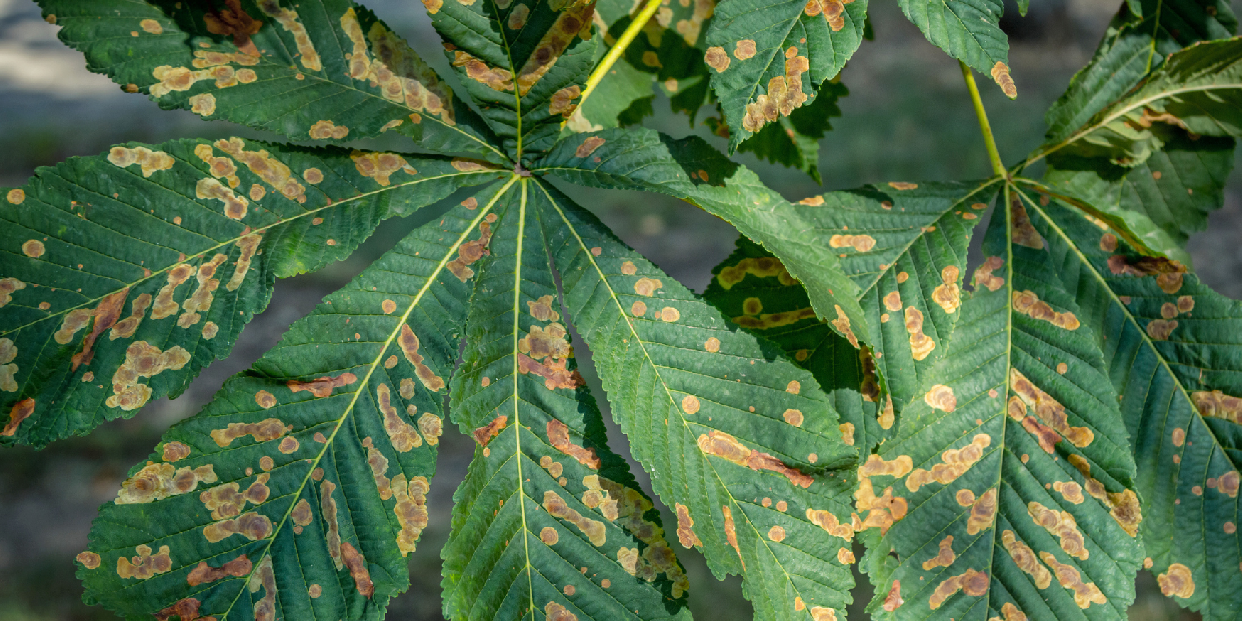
(0, 0, 1238, 618)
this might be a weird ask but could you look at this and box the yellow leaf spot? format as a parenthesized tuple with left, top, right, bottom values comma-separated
(1042, 552, 1106, 608)
(783, 408, 804, 426)
(990, 62, 1017, 98)
(189, 93, 216, 116)
(21, 240, 44, 258)
(906, 434, 990, 492)
(108, 146, 174, 177)
(924, 384, 956, 412)
(116, 544, 172, 580)
(829, 234, 876, 252)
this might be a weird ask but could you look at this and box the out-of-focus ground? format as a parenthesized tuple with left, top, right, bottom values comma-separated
(0, 0, 1234, 618)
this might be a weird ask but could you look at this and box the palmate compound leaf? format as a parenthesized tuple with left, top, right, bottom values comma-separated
(534, 128, 871, 361)
(862, 184, 1142, 621)
(0, 137, 505, 447)
(704, 0, 867, 151)
(1014, 179, 1242, 620)
(530, 178, 861, 621)
(75, 186, 514, 620)
(38, 0, 507, 162)
(425, 0, 602, 162)
(441, 178, 692, 620)
(703, 237, 892, 457)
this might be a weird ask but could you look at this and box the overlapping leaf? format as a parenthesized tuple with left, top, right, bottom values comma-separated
(75, 190, 509, 620)
(1035, 38, 1242, 167)
(863, 186, 1142, 621)
(532, 178, 859, 620)
(690, 170, 998, 411)
(704, 237, 891, 456)
(0, 137, 502, 447)
(1017, 180, 1242, 620)
(1042, 133, 1234, 264)
(38, 0, 506, 161)
(427, 0, 602, 160)
(442, 179, 691, 620)
(1044, 0, 1236, 142)
(899, 0, 1014, 98)
(704, 0, 867, 150)
(581, 0, 716, 129)
(534, 128, 870, 353)
(1039, 21, 1240, 263)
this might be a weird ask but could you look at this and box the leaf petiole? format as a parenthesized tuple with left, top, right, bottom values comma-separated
(566, 0, 663, 129)
(960, 60, 1007, 178)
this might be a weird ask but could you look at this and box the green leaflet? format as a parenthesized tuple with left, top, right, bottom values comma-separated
(1034, 38, 1242, 167)
(898, 0, 1013, 98)
(1020, 180, 1242, 621)
(1042, 133, 1234, 265)
(427, 0, 600, 161)
(533, 179, 859, 620)
(38, 0, 505, 162)
(708, 81, 847, 183)
(441, 179, 691, 620)
(705, 0, 867, 151)
(704, 237, 892, 457)
(864, 184, 1142, 621)
(1043, 0, 1237, 142)
(0, 137, 503, 447)
(533, 127, 869, 354)
(76, 191, 507, 620)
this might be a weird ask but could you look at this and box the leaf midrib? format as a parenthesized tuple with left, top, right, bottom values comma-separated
(533, 178, 828, 616)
